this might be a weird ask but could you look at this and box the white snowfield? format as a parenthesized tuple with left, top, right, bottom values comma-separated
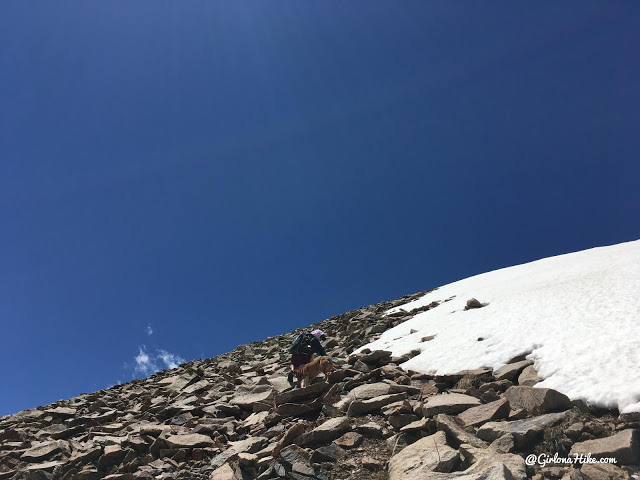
(359, 240, 640, 414)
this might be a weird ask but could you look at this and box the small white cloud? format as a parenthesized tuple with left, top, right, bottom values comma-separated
(146, 325, 154, 336)
(158, 350, 185, 369)
(131, 346, 184, 377)
(134, 346, 158, 376)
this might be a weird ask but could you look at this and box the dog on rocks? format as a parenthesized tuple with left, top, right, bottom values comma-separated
(295, 355, 337, 388)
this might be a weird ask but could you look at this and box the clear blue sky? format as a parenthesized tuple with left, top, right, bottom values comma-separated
(1, 2, 638, 416)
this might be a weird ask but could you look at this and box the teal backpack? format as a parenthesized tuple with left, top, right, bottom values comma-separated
(289, 333, 313, 354)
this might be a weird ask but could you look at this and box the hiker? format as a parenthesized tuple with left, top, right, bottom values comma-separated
(287, 329, 327, 387)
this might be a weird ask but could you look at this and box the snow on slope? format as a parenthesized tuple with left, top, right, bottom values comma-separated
(359, 240, 640, 413)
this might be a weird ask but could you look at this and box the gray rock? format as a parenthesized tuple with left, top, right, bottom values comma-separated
(295, 417, 351, 447)
(359, 350, 392, 364)
(493, 360, 533, 382)
(389, 414, 420, 430)
(165, 433, 215, 448)
(579, 462, 634, 479)
(334, 432, 363, 449)
(456, 398, 510, 428)
(422, 393, 481, 417)
(209, 462, 244, 480)
(211, 436, 268, 468)
(229, 385, 275, 410)
(357, 421, 386, 438)
(274, 382, 329, 405)
(388, 431, 460, 479)
(97, 445, 126, 471)
(464, 298, 484, 310)
(569, 429, 639, 466)
(400, 417, 435, 434)
(347, 393, 407, 417)
(21, 442, 63, 462)
(477, 411, 568, 448)
(434, 414, 487, 449)
(489, 433, 515, 454)
(517, 365, 541, 387)
(273, 423, 305, 457)
(335, 382, 392, 411)
(503, 386, 571, 414)
(275, 398, 323, 418)
(310, 443, 346, 463)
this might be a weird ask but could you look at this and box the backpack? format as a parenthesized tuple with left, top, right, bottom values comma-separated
(289, 333, 313, 354)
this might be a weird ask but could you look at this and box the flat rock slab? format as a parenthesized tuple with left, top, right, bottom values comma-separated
(45, 407, 77, 417)
(165, 433, 215, 448)
(336, 382, 393, 411)
(493, 360, 533, 381)
(276, 398, 323, 418)
(311, 443, 346, 463)
(477, 411, 568, 448)
(359, 350, 392, 364)
(275, 382, 329, 405)
(569, 428, 639, 466)
(347, 393, 407, 417)
(25, 461, 64, 472)
(334, 432, 363, 449)
(21, 441, 63, 462)
(457, 398, 510, 428)
(422, 393, 481, 417)
(229, 385, 275, 409)
(400, 417, 434, 433)
(295, 417, 351, 447)
(580, 462, 636, 479)
(211, 436, 268, 468)
(503, 386, 571, 414)
(388, 431, 459, 480)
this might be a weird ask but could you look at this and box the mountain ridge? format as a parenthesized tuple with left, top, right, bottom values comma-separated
(3, 243, 640, 479)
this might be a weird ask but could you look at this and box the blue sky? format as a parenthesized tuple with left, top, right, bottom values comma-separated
(1, 2, 639, 416)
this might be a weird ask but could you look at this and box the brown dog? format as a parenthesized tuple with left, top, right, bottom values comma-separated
(295, 355, 336, 388)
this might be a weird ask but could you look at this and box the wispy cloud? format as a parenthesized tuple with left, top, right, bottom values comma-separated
(146, 325, 154, 336)
(132, 346, 185, 377)
(158, 350, 183, 369)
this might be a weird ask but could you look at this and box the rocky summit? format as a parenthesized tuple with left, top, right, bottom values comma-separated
(1, 291, 639, 480)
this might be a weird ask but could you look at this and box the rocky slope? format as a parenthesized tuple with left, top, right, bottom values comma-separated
(1, 291, 639, 480)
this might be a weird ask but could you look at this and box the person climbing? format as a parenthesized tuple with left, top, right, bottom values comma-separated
(287, 329, 327, 388)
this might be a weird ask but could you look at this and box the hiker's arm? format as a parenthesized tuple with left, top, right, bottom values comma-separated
(310, 337, 326, 356)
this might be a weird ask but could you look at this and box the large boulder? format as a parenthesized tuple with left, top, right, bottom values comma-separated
(493, 361, 533, 382)
(275, 382, 330, 405)
(96, 445, 127, 471)
(423, 393, 481, 417)
(20, 442, 63, 462)
(347, 393, 407, 417)
(295, 417, 351, 447)
(503, 386, 571, 414)
(457, 398, 510, 428)
(434, 414, 487, 449)
(165, 433, 215, 448)
(275, 398, 323, 418)
(517, 365, 541, 387)
(569, 429, 639, 466)
(391, 450, 527, 480)
(335, 382, 393, 411)
(477, 412, 568, 448)
(211, 437, 268, 468)
(229, 385, 275, 411)
(388, 431, 459, 479)
(209, 462, 244, 480)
